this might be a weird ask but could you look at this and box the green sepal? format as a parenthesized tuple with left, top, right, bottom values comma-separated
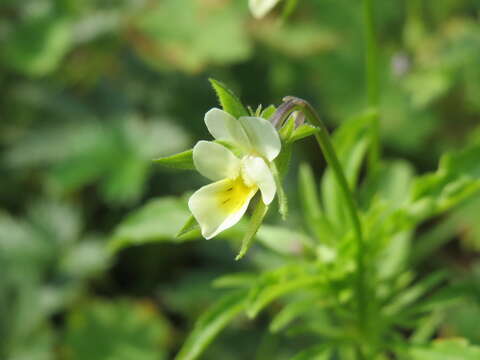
(269, 161, 288, 220)
(261, 105, 277, 120)
(235, 199, 269, 260)
(279, 115, 295, 142)
(153, 149, 194, 170)
(209, 78, 249, 118)
(176, 215, 200, 238)
(289, 124, 320, 143)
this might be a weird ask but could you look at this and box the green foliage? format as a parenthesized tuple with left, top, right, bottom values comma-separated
(236, 200, 269, 260)
(209, 78, 249, 118)
(408, 339, 480, 360)
(65, 300, 170, 360)
(109, 197, 196, 252)
(175, 291, 248, 360)
(154, 149, 195, 170)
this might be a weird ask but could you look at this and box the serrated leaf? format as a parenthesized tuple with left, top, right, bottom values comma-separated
(153, 149, 194, 170)
(209, 78, 248, 118)
(235, 200, 269, 260)
(175, 290, 248, 360)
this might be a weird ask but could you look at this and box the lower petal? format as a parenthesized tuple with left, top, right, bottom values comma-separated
(188, 178, 257, 239)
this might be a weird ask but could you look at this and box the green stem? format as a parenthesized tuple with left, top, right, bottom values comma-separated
(278, 97, 367, 345)
(363, 0, 381, 175)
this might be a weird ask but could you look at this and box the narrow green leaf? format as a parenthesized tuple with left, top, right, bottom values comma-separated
(153, 149, 194, 170)
(299, 163, 322, 234)
(282, 0, 300, 22)
(213, 272, 257, 288)
(175, 290, 248, 360)
(408, 339, 480, 360)
(290, 345, 331, 360)
(269, 161, 288, 220)
(176, 215, 200, 238)
(289, 124, 320, 143)
(209, 78, 248, 118)
(235, 200, 269, 260)
(269, 298, 316, 333)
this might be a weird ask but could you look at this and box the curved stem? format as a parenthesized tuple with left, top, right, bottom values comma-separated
(276, 97, 367, 338)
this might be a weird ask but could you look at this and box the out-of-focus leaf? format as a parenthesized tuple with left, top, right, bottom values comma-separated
(175, 290, 248, 360)
(3, 15, 72, 76)
(154, 149, 195, 170)
(132, 0, 251, 73)
(109, 197, 197, 252)
(269, 298, 316, 333)
(290, 345, 331, 360)
(236, 200, 269, 260)
(209, 78, 249, 118)
(256, 225, 312, 256)
(408, 339, 480, 360)
(246, 264, 323, 318)
(65, 300, 170, 360)
(409, 141, 480, 221)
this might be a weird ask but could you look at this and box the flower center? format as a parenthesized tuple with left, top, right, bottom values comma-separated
(217, 177, 257, 214)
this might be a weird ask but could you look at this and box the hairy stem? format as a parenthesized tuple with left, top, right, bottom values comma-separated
(275, 97, 367, 347)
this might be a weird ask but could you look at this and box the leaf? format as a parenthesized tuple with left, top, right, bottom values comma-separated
(246, 265, 323, 318)
(261, 105, 277, 120)
(65, 300, 170, 360)
(256, 225, 313, 256)
(290, 345, 331, 360)
(175, 290, 248, 360)
(153, 149, 194, 170)
(235, 200, 269, 260)
(409, 141, 480, 221)
(408, 339, 480, 360)
(209, 78, 248, 118)
(269, 298, 316, 333)
(3, 15, 72, 76)
(108, 197, 197, 252)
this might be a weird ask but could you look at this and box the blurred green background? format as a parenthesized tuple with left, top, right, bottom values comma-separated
(1, 0, 480, 359)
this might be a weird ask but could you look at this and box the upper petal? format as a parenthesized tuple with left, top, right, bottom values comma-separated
(188, 178, 257, 239)
(239, 116, 281, 161)
(204, 108, 251, 149)
(193, 141, 240, 181)
(241, 156, 276, 205)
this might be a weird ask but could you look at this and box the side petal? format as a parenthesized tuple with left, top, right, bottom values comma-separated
(241, 156, 276, 205)
(193, 141, 240, 181)
(188, 178, 257, 239)
(205, 108, 251, 149)
(239, 116, 281, 161)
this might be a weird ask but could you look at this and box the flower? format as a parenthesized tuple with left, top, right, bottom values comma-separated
(188, 108, 281, 239)
(249, 0, 281, 19)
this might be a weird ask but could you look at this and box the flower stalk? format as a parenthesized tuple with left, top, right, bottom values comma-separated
(273, 96, 367, 352)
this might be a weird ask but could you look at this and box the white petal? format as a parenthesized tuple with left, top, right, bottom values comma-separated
(241, 156, 276, 205)
(204, 108, 251, 149)
(249, 0, 280, 18)
(239, 116, 281, 161)
(193, 141, 240, 181)
(188, 178, 257, 239)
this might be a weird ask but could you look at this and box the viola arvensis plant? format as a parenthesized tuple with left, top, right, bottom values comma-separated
(189, 108, 281, 239)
